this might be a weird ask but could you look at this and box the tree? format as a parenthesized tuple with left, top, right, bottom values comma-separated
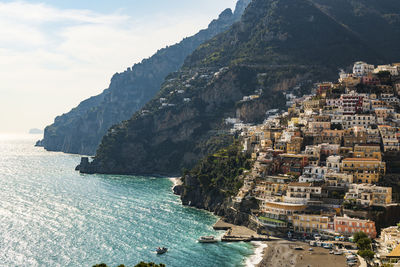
(353, 231, 368, 243)
(353, 231, 372, 251)
(357, 237, 372, 250)
(358, 250, 375, 260)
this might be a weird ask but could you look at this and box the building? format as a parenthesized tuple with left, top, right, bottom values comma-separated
(361, 73, 381, 86)
(353, 144, 382, 160)
(284, 182, 322, 204)
(292, 214, 331, 234)
(353, 61, 374, 77)
(340, 92, 364, 115)
(366, 128, 381, 144)
(317, 130, 344, 144)
(345, 184, 392, 206)
(343, 128, 367, 147)
(374, 65, 399, 76)
(339, 73, 361, 87)
(260, 201, 307, 224)
(326, 156, 341, 172)
(324, 173, 354, 187)
(299, 166, 328, 182)
(278, 154, 309, 175)
(378, 226, 400, 257)
(341, 158, 386, 180)
(334, 215, 377, 238)
(342, 114, 376, 129)
(382, 244, 400, 266)
(287, 137, 303, 154)
(378, 125, 400, 152)
(253, 181, 288, 200)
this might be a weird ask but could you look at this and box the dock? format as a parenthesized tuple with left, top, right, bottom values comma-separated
(213, 219, 270, 242)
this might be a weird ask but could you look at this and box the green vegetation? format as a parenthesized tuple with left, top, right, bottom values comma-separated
(358, 250, 375, 260)
(354, 232, 374, 260)
(81, 0, 400, 177)
(188, 141, 253, 196)
(40, 4, 245, 156)
(354, 231, 371, 249)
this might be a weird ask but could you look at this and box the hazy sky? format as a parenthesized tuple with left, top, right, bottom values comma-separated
(0, 0, 237, 133)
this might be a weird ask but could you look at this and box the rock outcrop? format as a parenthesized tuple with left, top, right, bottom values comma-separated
(39, 0, 251, 156)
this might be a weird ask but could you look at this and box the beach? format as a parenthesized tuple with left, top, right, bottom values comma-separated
(257, 239, 348, 267)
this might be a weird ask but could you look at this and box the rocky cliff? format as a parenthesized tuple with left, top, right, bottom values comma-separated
(39, 0, 251, 155)
(79, 0, 400, 176)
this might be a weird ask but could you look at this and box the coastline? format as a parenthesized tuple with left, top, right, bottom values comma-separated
(169, 177, 182, 187)
(169, 178, 265, 267)
(246, 241, 268, 267)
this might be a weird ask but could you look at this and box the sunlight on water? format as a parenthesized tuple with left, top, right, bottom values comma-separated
(0, 135, 255, 267)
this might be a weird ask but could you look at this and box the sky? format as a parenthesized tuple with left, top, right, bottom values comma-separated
(0, 0, 237, 133)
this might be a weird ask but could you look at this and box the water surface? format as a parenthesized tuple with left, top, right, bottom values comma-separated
(0, 135, 254, 266)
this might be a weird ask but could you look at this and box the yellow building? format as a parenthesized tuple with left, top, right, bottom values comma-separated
(253, 181, 288, 200)
(340, 76, 361, 87)
(260, 201, 306, 222)
(345, 184, 392, 206)
(324, 173, 354, 186)
(260, 139, 273, 149)
(354, 172, 381, 184)
(353, 145, 382, 161)
(292, 214, 330, 234)
(342, 158, 386, 179)
(287, 137, 303, 154)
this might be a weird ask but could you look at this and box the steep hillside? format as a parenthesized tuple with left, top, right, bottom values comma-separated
(78, 0, 399, 175)
(40, 0, 251, 156)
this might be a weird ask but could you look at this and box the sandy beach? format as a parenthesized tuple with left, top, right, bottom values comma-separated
(257, 239, 348, 267)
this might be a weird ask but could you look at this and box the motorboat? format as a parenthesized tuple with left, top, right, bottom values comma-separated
(198, 236, 218, 243)
(156, 247, 168, 254)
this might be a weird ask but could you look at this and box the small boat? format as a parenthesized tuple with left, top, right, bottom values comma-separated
(156, 247, 168, 254)
(198, 236, 218, 243)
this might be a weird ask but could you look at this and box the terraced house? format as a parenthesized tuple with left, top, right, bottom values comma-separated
(232, 61, 399, 241)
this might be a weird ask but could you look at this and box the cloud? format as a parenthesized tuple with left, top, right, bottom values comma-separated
(0, 1, 221, 132)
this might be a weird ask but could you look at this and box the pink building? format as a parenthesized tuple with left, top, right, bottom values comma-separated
(334, 215, 377, 238)
(361, 74, 380, 86)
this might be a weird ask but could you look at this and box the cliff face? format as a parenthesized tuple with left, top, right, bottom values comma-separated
(79, 0, 400, 176)
(40, 0, 251, 156)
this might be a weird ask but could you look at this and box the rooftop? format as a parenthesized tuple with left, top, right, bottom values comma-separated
(388, 244, 400, 258)
(288, 182, 313, 187)
(343, 158, 380, 162)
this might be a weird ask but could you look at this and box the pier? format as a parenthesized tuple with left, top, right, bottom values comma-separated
(213, 219, 270, 242)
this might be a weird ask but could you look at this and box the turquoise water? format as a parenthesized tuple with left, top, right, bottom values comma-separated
(0, 135, 255, 267)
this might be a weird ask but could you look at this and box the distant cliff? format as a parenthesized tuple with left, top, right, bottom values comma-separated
(40, 0, 251, 156)
(78, 0, 400, 176)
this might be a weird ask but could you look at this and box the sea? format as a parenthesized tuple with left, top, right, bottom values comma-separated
(0, 134, 261, 267)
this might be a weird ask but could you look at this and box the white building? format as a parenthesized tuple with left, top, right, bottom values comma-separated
(353, 61, 375, 77)
(284, 182, 322, 204)
(342, 114, 376, 129)
(373, 65, 399, 76)
(326, 156, 341, 172)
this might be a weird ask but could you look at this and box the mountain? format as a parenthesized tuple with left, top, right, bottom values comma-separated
(39, 0, 251, 156)
(78, 0, 400, 175)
